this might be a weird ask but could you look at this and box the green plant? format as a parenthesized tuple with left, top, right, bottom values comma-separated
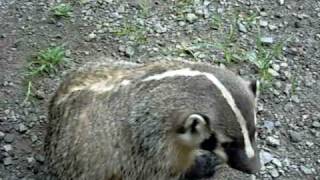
(28, 46, 66, 76)
(52, 3, 72, 17)
(114, 23, 148, 44)
(210, 14, 222, 30)
(138, 0, 151, 16)
(22, 81, 33, 104)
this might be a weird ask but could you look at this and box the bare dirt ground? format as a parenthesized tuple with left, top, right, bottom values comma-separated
(0, 0, 319, 179)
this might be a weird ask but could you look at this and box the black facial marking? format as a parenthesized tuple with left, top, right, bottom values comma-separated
(190, 119, 198, 133)
(249, 80, 258, 96)
(200, 134, 217, 151)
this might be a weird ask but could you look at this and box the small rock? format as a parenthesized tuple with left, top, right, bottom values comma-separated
(186, 13, 198, 23)
(263, 121, 275, 130)
(267, 136, 280, 147)
(260, 151, 273, 165)
(312, 121, 320, 128)
(291, 95, 300, 103)
(268, 24, 278, 31)
(260, 37, 274, 45)
(259, 20, 268, 27)
(270, 168, 280, 178)
(88, 32, 96, 41)
(65, 49, 71, 57)
(272, 64, 281, 72)
(18, 123, 28, 133)
(300, 165, 312, 175)
(283, 103, 294, 112)
(125, 46, 135, 57)
(35, 154, 45, 163)
(0, 131, 5, 140)
(3, 157, 13, 165)
(272, 158, 282, 167)
(278, 0, 284, 5)
(3, 144, 13, 152)
(289, 131, 302, 142)
(237, 22, 247, 33)
(268, 68, 280, 77)
(31, 134, 38, 143)
(27, 157, 35, 164)
(4, 134, 15, 143)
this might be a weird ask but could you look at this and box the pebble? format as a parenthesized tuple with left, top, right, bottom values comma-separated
(4, 134, 15, 143)
(270, 168, 280, 178)
(272, 158, 282, 167)
(259, 20, 268, 27)
(260, 151, 273, 165)
(0, 131, 5, 140)
(186, 13, 198, 23)
(267, 136, 280, 147)
(35, 154, 45, 163)
(268, 24, 277, 31)
(289, 131, 302, 142)
(279, 0, 284, 5)
(3, 157, 13, 165)
(125, 46, 135, 57)
(237, 22, 247, 33)
(18, 123, 28, 133)
(88, 32, 96, 41)
(312, 121, 320, 128)
(268, 68, 280, 77)
(272, 64, 281, 72)
(260, 37, 274, 45)
(300, 165, 313, 175)
(263, 121, 275, 130)
(3, 144, 13, 152)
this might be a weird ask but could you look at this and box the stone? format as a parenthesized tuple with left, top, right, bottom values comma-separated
(3, 157, 13, 166)
(186, 13, 198, 23)
(4, 134, 15, 143)
(289, 131, 302, 142)
(260, 37, 274, 45)
(237, 22, 247, 33)
(260, 151, 273, 165)
(300, 165, 312, 175)
(259, 20, 268, 27)
(272, 158, 282, 167)
(279, 0, 284, 5)
(268, 68, 280, 77)
(267, 136, 280, 147)
(18, 123, 28, 133)
(270, 168, 280, 178)
(3, 144, 13, 152)
(312, 121, 320, 128)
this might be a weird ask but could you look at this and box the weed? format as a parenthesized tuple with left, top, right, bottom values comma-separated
(52, 3, 73, 17)
(210, 14, 222, 30)
(28, 46, 66, 76)
(22, 81, 33, 104)
(138, 0, 151, 16)
(114, 23, 148, 44)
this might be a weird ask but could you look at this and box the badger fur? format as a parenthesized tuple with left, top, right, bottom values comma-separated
(45, 58, 261, 180)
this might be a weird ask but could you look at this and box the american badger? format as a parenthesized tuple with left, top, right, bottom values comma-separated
(45, 58, 261, 180)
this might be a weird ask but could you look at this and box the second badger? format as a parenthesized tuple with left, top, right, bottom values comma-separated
(45, 59, 261, 180)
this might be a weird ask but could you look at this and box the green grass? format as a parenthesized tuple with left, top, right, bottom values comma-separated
(114, 23, 148, 44)
(210, 14, 222, 30)
(28, 46, 66, 76)
(22, 81, 33, 105)
(52, 3, 73, 17)
(138, 0, 151, 16)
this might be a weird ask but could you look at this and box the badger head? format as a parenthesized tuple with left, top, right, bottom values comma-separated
(141, 65, 261, 175)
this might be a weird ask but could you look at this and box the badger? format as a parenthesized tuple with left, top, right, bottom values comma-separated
(44, 58, 261, 180)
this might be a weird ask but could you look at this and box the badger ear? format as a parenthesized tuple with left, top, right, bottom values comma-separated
(248, 80, 260, 97)
(177, 114, 210, 147)
(184, 114, 208, 134)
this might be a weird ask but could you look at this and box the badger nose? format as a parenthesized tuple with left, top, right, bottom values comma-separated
(226, 148, 261, 174)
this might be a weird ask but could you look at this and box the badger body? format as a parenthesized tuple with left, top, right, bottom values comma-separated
(45, 58, 261, 180)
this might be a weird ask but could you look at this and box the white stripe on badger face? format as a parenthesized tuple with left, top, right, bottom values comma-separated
(142, 68, 255, 159)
